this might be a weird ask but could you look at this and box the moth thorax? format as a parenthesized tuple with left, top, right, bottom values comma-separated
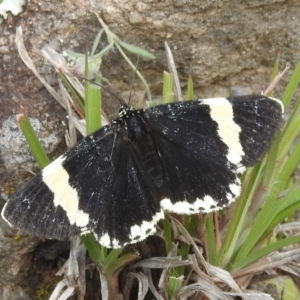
(118, 105, 131, 118)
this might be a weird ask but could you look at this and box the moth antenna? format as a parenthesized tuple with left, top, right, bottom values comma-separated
(72, 75, 125, 106)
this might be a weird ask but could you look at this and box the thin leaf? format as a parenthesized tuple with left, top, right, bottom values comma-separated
(85, 82, 101, 134)
(163, 71, 174, 103)
(91, 29, 104, 56)
(119, 41, 156, 59)
(114, 42, 152, 101)
(128, 272, 149, 300)
(269, 54, 280, 83)
(186, 76, 194, 100)
(206, 214, 217, 265)
(281, 60, 300, 108)
(17, 111, 50, 169)
(232, 237, 300, 272)
(167, 276, 184, 298)
(164, 41, 182, 101)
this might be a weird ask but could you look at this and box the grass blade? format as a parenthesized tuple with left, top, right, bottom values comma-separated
(17, 110, 50, 169)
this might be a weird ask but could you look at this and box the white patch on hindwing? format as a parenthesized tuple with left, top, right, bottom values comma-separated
(160, 178, 241, 214)
(42, 155, 90, 229)
(93, 210, 164, 248)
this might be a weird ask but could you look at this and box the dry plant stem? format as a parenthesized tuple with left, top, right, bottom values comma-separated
(100, 271, 120, 300)
(122, 274, 136, 300)
(170, 217, 210, 273)
(108, 273, 121, 300)
(235, 275, 253, 290)
(164, 41, 182, 101)
(262, 66, 290, 96)
(16, 27, 77, 123)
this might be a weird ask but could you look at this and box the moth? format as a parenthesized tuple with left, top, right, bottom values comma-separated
(1, 95, 283, 248)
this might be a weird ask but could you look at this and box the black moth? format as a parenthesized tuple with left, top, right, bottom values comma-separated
(1, 95, 283, 248)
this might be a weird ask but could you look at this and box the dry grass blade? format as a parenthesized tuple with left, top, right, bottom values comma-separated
(233, 248, 300, 279)
(51, 238, 86, 300)
(188, 254, 211, 280)
(15, 27, 66, 111)
(158, 243, 179, 292)
(170, 216, 209, 273)
(128, 272, 149, 300)
(99, 272, 109, 300)
(278, 261, 300, 277)
(49, 280, 75, 300)
(74, 241, 86, 300)
(42, 44, 110, 128)
(181, 277, 275, 300)
(209, 264, 242, 293)
(131, 256, 191, 269)
(262, 66, 290, 96)
(143, 268, 164, 300)
(164, 41, 182, 101)
(57, 287, 76, 300)
(226, 290, 275, 300)
(58, 80, 79, 146)
(188, 256, 249, 300)
(275, 222, 300, 234)
(15, 27, 87, 137)
(178, 275, 233, 300)
(41, 44, 70, 73)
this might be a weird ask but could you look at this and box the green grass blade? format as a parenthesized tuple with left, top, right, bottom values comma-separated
(278, 114, 300, 160)
(234, 137, 300, 264)
(84, 54, 102, 134)
(261, 132, 281, 188)
(241, 186, 300, 253)
(281, 60, 300, 108)
(277, 96, 300, 160)
(18, 112, 50, 169)
(104, 251, 139, 276)
(79, 55, 106, 269)
(93, 43, 114, 60)
(119, 41, 156, 59)
(80, 234, 106, 266)
(175, 215, 197, 275)
(85, 83, 101, 134)
(58, 72, 85, 114)
(91, 29, 104, 56)
(232, 235, 300, 272)
(269, 54, 280, 83)
(219, 164, 263, 267)
(272, 137, 300, 199)
(167, 276, 183, 299)
(186, 76, 194, 100)
(264, 187, 300, 234)
(163, 71, 174, 103)
(206, 214, 217, 264)
(103, 248, 124, 272)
